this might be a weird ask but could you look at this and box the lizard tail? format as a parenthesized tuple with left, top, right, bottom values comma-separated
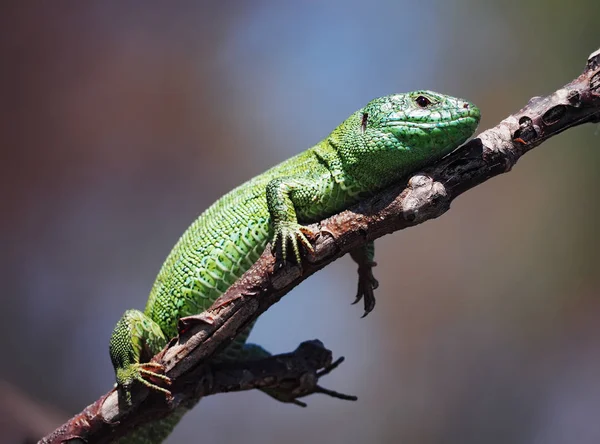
(118, 406, 189, 444)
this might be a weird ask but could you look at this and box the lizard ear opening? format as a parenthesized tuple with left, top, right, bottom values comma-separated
(360, 113, 368, 133)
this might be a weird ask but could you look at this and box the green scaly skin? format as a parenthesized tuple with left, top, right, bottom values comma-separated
(109, 91, 480, 443)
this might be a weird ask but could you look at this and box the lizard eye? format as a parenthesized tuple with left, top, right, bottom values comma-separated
(415, 95, 432, 108)
(360, 112, 368, 133)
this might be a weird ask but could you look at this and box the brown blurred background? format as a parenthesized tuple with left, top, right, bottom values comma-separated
(1, 1, 600, 443)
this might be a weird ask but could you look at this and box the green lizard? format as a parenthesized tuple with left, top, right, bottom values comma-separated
(109, 90, 480, 442)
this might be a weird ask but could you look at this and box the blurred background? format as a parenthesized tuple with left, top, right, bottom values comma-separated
(1, 1, 599, 443)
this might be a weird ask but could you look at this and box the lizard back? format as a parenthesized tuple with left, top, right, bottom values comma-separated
(144, 148, 339, 339)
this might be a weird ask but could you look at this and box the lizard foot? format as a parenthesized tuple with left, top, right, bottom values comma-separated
(117, 362, 173, 405)
(272, 222, 315, 265)
(352, 261, 378, 317)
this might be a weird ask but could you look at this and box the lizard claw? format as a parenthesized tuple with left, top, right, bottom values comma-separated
(271, 222, 315, 265)
(138, 362, 172, 389)
(353, 262, 378, 317)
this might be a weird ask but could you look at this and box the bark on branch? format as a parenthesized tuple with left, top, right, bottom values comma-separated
(40, 47, 600, 444)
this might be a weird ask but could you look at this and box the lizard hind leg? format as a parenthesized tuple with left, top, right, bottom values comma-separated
(109, 309, 171, 404)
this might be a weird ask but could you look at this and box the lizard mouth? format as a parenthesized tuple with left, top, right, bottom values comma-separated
(385, 114, 481, 131)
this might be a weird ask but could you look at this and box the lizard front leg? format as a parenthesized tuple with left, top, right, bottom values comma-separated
(266, 177, 324, 264)
(266, 175, 379, 315)
(350, 241, 379, 317)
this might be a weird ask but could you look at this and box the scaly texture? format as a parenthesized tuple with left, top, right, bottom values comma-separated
(109, 91, 480, 443)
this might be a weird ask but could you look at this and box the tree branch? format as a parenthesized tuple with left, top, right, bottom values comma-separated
(40, 47, 600, 444)
(40, 340, 353, 444)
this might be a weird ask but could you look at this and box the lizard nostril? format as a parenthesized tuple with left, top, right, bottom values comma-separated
(463, 103, 469, 109)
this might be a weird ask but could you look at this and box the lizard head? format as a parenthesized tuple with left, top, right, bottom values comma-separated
(327, 91, 481, 188)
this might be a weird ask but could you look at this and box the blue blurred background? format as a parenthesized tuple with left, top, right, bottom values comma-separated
(2, 1, 600, 443)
